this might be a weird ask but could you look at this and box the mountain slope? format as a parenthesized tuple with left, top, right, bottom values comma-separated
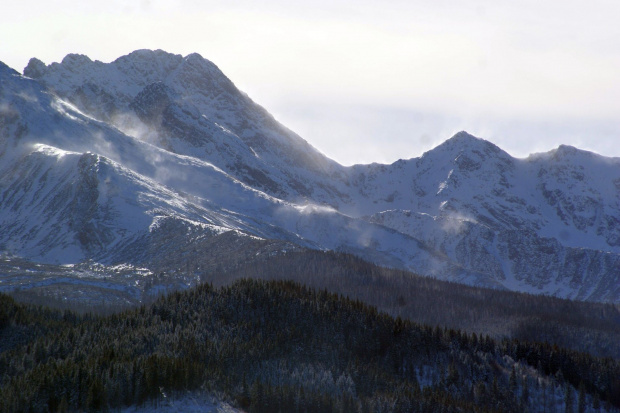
(0, 57, 450, 277)
(1, 51, 619, 303)
(360, 133, 620, 302)
(24, 50, 345, 202)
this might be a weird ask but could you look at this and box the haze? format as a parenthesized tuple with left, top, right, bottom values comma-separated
(2, 0, 619, 165)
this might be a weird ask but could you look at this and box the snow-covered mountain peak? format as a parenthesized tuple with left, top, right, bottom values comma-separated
(527, 144, 615, 164)
(24, 55, 93, 79)
(433, 131, 510, 161)
(414, 132, 513, 174)
(118, 48, 181, 63)
(60, 53, 93, 69)
(181, 52, 221, 74)
(1, 52, 619, 303)
(166, 53, 242, 109)
(23, 57, 47, 79)
(112, 49, 183, 81)
(409, 131, 514, 191)
(446, 130, 480, 143)
(18, 50, 337, 192)
(547, 144, 618, 166)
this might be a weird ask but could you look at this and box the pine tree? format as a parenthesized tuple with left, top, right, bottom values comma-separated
(509, 366, 517, 394)
(521, 377, 529, 409)
(57, 396, 69, 413)
(564, 385, 574, 413)
(86, 378, 106, 412)
(577, 382, 586, 413)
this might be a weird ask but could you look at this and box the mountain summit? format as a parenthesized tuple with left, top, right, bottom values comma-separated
(1, 50, 619, 303)
(20, 49, 340, 201)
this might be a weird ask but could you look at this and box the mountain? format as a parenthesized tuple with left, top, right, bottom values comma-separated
(1, 50, 619, 303)
(363, 133, 620, 302)
(22, 50, 343, 201)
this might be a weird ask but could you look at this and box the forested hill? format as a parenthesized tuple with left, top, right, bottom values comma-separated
(12, 248, 620, 359)
(1, 280, 619, 413)
(195, 249, 620, 359)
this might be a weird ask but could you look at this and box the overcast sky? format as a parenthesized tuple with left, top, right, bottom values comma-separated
(2, 0, 619, 165)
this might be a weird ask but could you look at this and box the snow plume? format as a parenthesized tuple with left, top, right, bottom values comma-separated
(91, 131, 122, 163)
(152, 154, 189, 188)
(16, 91, 38, 104)
(108, 112, 192, 189)
(357, 226, 377, 249)
(111, 112, 161, 146)
(439, 212, 477, 235)
(0, 101, 17, 116)
(31, 143, 78, 159)
(296, 203, 338, 215)
(52, 98, 97, 123)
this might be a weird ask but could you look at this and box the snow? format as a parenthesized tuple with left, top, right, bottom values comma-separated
(120, 393, 239, 413)
(1, 52, 619, 303)
(32, 143, 79, 158)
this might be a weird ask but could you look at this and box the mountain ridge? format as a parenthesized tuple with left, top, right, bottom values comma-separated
(1, 50, 619, 303)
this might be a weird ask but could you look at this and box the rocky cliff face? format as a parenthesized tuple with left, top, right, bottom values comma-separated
(2, 51, 619, 303)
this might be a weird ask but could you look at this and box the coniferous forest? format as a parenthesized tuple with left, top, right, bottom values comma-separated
(1, 277, 620, 412)
(195, 249, 620, 360)
(11, 248, 620, 360)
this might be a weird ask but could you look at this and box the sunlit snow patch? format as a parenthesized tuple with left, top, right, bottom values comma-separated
(32, 143, 80, 159)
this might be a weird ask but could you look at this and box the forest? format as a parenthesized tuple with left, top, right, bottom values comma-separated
(1, 277, 619, 412)
(11, 247, 620, 360)
(197, 249, 620, 359)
